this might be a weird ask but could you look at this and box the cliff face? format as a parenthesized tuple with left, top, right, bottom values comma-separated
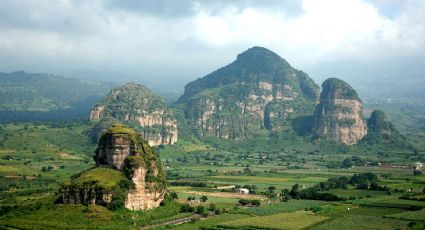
(61, 124, 166, 211)
(177, 47, 320, 139)
(312, 78, 367, 145)
(90, 82, 177, 146)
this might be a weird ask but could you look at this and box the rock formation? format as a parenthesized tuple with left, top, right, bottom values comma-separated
(361, 110, 406, 145)
(90, 82, 177, 146)
(177, 46, 320, 139)
(312, 78, 367, 145)
(61, 124, 166, 210)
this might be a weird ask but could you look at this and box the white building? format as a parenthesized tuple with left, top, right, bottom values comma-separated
(235, 188, 249, 194)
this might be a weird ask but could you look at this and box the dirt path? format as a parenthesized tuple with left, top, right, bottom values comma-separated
(140, 214, 200, 230)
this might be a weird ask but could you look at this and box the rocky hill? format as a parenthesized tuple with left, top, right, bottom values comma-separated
(90, 82, 177, 146)
(177, 46, 320, 139)
(61, 124, 166, 210)
(312, 78, 367, 145)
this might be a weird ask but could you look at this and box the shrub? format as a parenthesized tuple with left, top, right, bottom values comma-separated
(180, 204, 194, 213)
(195, 206, 205, 215)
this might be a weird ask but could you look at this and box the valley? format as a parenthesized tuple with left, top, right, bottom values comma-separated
(0, 47, 424, 230)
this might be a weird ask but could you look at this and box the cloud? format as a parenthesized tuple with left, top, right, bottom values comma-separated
(0, 0, 424, 86)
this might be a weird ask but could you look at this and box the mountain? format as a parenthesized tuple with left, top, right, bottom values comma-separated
(0, 71, 114, 121)
(89, 82, 178, 146)
(312, 78, 367, 145)
(177, 46, 320, 139)
(61, 124, 166, 210)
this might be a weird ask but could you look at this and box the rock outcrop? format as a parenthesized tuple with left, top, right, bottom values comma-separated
(90, 82, 177, 146)
(61, 124, 166, 211)
(312, 78, 367, 145)
(177, 46, 320, 139)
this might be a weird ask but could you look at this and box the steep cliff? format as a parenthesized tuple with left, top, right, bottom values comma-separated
(61, 124, 166, 211)
(312, 78, 367, 145)
(90, 82, 177, 146)
(177, 46, 320, 139)
(361, 110, 406, 145)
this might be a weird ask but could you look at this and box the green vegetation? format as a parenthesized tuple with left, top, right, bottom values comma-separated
(385, 209, 425, 221)
(63, 167, 128, 189)
(0, 57, 425, 229)
(220, 211, 328, 230)
(0, 71, 114, 121)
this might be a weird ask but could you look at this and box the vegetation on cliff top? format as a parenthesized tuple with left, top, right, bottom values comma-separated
(62, 167, 127, 190)
(320, 78, 360, 101)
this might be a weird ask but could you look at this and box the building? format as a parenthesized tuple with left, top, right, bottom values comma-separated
(235, 188, 249, 194)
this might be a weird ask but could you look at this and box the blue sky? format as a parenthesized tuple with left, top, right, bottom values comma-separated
(0, 0, 424, 92)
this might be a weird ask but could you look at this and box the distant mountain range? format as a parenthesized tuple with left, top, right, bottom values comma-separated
(0, 71, 115, 121)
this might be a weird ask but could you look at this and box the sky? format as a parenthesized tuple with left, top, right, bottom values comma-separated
(0, 0, 424, 95)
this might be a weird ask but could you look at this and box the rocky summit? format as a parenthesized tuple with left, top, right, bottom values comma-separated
(89, 82, 177, 146)
(177, 46, 320, 139)
(60, 124, 166, 210)
(312, 78, 367, 145)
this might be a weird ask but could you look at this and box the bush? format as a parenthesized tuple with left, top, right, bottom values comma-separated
(180, 204, 194, 213)
(251, 200, 261, 206)
(195, 206, 205, 214)
(170, 192, 178, 200)
(200, 195, 208, 202)
(238, 199, 250, 206)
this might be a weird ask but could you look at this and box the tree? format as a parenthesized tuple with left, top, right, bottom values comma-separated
(195, 206, 205, 214)
(238, 199, 249, 206)
(251, 199, 261, 206)
(290, 184, 300, 199)
(268, 186, 276, 193)
(187, 196, 195, 201)
(413, 170, 423, 176)
(200, 195, 208, 202)
(180, 204, 194, 213)
(342, 158, 353, 168)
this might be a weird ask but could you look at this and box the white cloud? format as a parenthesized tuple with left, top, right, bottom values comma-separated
(0, 0, 424, 81)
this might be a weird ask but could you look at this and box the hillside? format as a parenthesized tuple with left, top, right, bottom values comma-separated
(0, 71, 114, 121)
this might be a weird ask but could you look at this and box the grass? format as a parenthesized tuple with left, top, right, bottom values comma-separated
(220, 211, 328, 230)
(63, 167, 127, 189)
(245, 200, 329, 216)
